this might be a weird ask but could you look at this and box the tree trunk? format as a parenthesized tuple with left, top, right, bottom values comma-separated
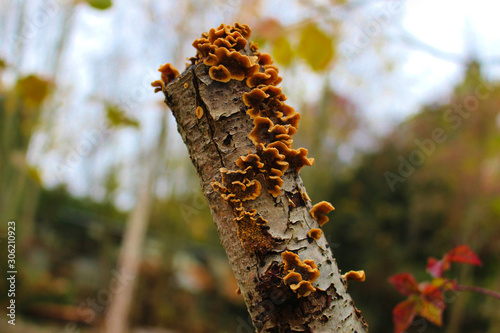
(103, 112, 168, 333)
(161, 61, 368, 332)
(102, 171, 152, 333)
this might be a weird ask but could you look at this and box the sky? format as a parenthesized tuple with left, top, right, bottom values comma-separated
(332, 0, 500, 133)
(4, 0, 500, 210)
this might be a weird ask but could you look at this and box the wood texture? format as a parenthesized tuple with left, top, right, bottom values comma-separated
(162, 63, 368, 332)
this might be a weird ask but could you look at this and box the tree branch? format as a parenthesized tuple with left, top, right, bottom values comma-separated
(159, 24, 368, 332)
(456, 284, 500, 300)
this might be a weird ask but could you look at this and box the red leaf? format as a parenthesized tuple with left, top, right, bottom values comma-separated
(444, 245, 482, 267)
(422, 285, 445, 306)
(420, 285, 445, 327)
(389, 273, 420, 296)
(393, 299, 418, 333)
(426, 257, 445, 278)
(419, 284, 445, 327)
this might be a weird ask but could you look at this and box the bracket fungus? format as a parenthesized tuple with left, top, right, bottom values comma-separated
(307, 228, 322, 241)
(154, 22, 368, 330)
(194, 23, 327, 298)
(235, 153, 264, 170)
(248, 116, 294, 147)
(212, 168, 262, 202)
(282, 251, 320, 298)
(342, 270, 366, 284)
(310, 201, 335, 226)
(195, 106, 204, 119)
(151, 63, 180, 93)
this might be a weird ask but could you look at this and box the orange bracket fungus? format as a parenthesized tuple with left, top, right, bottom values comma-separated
(151, 63, 179, 93)
(282, 251, 320, 298)
(307, 228, 322, 240)
(342, 270, 366, 282)
(310, 201, 335, 226)
(195, 106, 204, 119)
(154, 22, 368, 332)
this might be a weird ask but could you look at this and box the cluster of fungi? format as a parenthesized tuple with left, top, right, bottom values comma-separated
(153, 23, 363, 299)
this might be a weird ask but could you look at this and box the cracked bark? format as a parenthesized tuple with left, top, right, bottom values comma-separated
(162, 63, 368, 332)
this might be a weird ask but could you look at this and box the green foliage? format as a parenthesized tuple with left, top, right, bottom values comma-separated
(314, 62, 500, 332)
(105, 104, 140, 128)
(253, 20, 336, 71)
(85, 0, 112, 10)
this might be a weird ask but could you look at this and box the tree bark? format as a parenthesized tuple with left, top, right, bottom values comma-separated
(162, 63, 368, 332)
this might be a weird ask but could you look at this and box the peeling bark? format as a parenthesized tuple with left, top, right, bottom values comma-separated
(162, 63, 368, 332)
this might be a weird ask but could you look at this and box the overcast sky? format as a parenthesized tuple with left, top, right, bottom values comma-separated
(5, 0, 500, 209)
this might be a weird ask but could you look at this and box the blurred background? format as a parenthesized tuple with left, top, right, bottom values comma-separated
(0, 0, 499, 332)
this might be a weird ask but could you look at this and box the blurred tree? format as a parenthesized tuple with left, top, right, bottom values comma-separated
(103, 111, 167, 333)
(0, 70, 51, 248)
(317, 61, 500, 333)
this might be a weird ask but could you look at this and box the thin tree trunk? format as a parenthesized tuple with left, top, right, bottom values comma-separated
(102, 169, 153, 333)
(161, 61, 368, 332)
(103, 112, 168, 333)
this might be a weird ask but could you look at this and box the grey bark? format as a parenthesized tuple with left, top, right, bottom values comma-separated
(162, 63, 368, 332)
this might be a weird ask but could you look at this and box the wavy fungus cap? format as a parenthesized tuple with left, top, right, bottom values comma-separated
(310, 201, 335, 226)
(151, 63, 179, 93)
(267, 141, 314, 173)
(282, 251, 320, 298)
(342, 270, 366, 282)
(307, 228, 322, 240)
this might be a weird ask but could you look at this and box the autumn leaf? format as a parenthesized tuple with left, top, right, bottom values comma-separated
(445, 245, 482, 266)
(420, 284, 445, 326)
(389, 275, 448, 332)
(16, 75, 52, 107)
(272, 37, 294, 66)
(297, 24, 335, 71)
(85, 0, 112, 10)
(427, 245, 481, 277)
(391, 246, 482, 333)
(426, 257, 447, 278)
(392, 298, 418, 333)
(388, 273, 420, 296)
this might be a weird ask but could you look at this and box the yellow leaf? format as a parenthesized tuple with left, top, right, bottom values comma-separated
(297, 24, 335, 71)
(272, 37, 293, 66)
(85, 0, 112, 10)
(28, 166, 42, 185)
(16, 75, 52, 107)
